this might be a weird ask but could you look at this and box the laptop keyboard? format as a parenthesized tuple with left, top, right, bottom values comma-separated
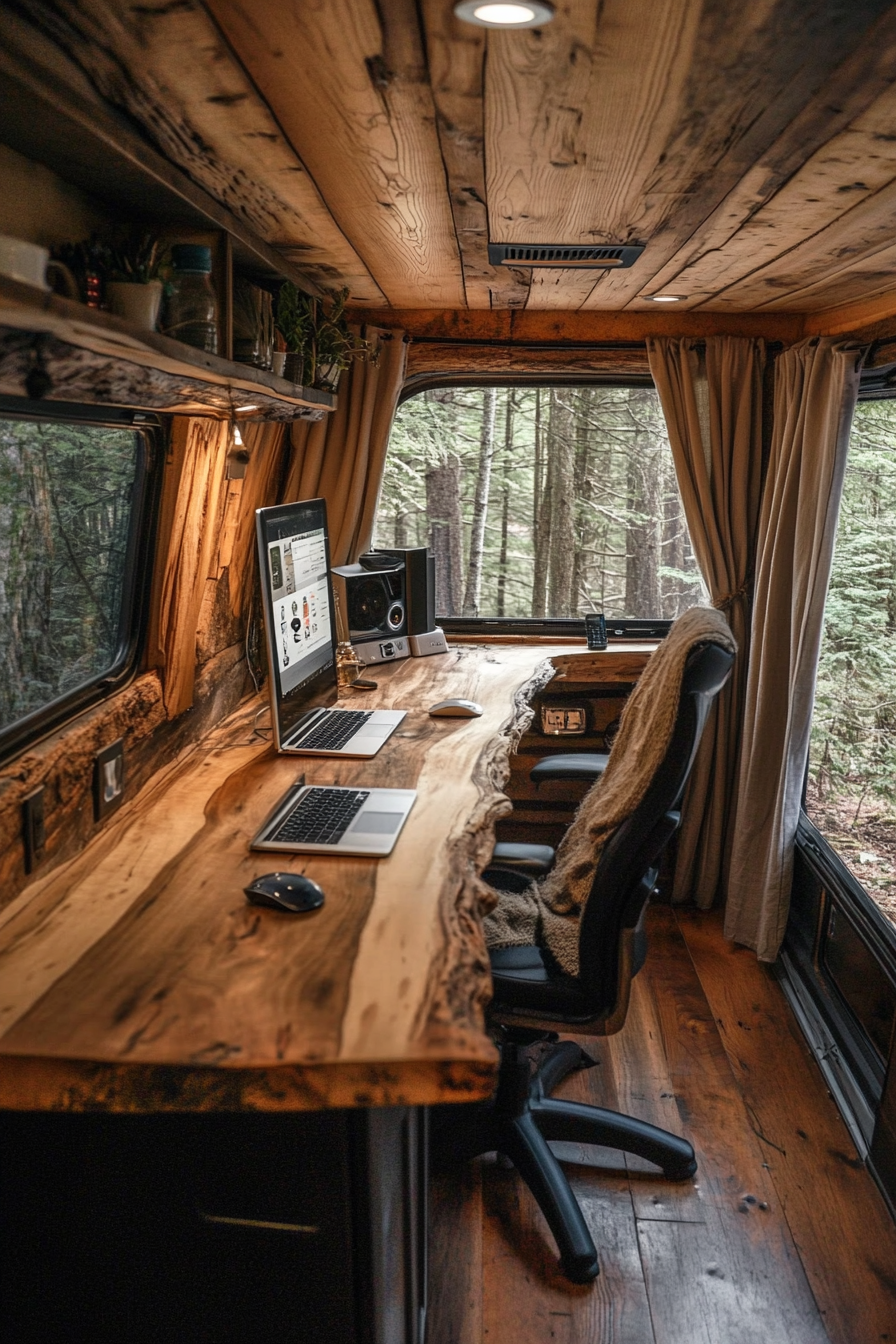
(291, 709, 373, 752)
(269, 787, 370, 846)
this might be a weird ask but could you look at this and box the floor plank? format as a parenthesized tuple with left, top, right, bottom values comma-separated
(678, 905, 896, 1344)
(428, 1160, 483, 1344)
(426, 897, 896, 1341)
(621, 905, 828, 1344)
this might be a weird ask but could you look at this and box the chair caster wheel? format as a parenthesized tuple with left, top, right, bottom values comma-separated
(560, 1253, 600, 1284)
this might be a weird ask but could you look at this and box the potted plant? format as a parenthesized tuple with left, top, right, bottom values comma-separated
(275, 283, 375, 389)
(105, 232, 164, 331)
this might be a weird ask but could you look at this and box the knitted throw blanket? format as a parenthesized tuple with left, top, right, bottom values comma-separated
(483, 607, 737, 976)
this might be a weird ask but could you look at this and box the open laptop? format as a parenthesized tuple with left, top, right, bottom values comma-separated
(250, 780, 416, 857)
(256, 498, 405, 757)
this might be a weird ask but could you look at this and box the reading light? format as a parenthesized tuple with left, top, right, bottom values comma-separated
(454, 2, 555, 28)
(648, 295, 683, 303)
(235, 404, 258, 412)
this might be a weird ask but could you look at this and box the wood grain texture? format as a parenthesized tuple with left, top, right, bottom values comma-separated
(0, 644, 582, 1112)
(678, 906, 896, 1344)
(579, 0, 896, 312)
(421, 1, 529, 311)
(14, 1, 896, 318)
(352, 308, 807, 342)
(628, 5, 896, 310)
(430, 899, 887, 1342)
(205, 0, 465, 309)
(650, 79, 896, 311)
(486, 0, 699, 313)
(626, 906, 826, 1343)
(16, 0, 381, 301)
(0, 284, 334, 421)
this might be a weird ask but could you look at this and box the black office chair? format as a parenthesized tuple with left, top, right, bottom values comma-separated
(431, 639, 734, 1284)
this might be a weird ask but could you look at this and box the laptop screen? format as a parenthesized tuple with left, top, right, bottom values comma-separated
(255, 498, 338, 744)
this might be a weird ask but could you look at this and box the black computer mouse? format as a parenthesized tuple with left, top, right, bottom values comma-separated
(243, 872, 325, 913)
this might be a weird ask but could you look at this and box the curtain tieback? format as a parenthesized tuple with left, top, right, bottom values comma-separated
(712, 574, 751, 613)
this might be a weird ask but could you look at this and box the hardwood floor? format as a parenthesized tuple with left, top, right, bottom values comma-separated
(428, 904, 896, 1344)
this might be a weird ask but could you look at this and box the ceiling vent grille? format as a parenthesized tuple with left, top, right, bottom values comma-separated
(488, 243, 644, 269)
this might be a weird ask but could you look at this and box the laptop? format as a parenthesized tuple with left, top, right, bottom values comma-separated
(250, 781, 416, 857)
(256, 498, 405, 757)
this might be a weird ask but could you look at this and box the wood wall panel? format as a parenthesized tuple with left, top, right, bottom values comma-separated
(205, 0, 465, 309)
(421, 1, 529, 311)
(651, 81, 896, 310)
(485, 0, 699, 311)
(17, 0, 381, 300)
(13, 4, 896, 321)
(581, 0, 896, 312)
(636, 7, 896, 308)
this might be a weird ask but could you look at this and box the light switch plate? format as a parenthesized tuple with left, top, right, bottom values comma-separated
(23, 786, 46, 873)
(94, 739, 125, 822)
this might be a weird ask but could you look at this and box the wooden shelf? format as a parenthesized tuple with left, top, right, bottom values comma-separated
(0, 277, 335, 421)
(0, 31, 324, 297)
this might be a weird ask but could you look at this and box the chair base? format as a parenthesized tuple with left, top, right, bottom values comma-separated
(431, 1032, 696, 1285)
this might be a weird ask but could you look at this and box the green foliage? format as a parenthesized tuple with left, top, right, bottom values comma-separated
(275, 284, 375, 389)
(374, 384, 703, 619)
(808, 400, 896, 839)
(0, 419, 139, 733)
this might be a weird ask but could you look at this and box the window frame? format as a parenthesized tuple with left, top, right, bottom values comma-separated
(0, 396, 163, 765)
(386, 372, 682, 639)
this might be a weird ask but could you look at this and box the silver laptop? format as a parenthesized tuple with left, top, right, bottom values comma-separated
(250, 781, 417, 857)
(256, 499, 405, 757)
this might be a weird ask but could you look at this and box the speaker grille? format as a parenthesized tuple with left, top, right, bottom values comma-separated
(487, 243, 644, 269)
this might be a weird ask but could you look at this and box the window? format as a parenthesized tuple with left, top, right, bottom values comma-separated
(374, 383, 702, 622)
(0, 402, 155, 760)
(806, 398, 896, 927)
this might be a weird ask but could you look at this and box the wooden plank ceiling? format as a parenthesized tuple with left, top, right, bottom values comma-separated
(21, 0, 896, 314)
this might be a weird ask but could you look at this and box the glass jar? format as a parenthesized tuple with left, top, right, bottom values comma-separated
(163, 244, 218, 353)
(335, 640, 361, 691)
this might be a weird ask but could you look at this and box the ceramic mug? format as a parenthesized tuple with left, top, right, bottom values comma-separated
(0, 233, 78, 297)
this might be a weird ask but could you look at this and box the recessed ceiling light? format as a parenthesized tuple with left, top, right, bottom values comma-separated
(454, 2, 555, 28)
(648, 295, 683, 303)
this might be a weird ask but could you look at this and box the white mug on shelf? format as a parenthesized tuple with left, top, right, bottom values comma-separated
(0, 233, 79, 297)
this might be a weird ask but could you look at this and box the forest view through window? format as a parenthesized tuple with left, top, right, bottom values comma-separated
(0, 414, 142, 743)
(374, 384, 703, 621)
(806, 399, 896, 927)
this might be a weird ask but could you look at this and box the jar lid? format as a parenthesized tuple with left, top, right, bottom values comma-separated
(171, 244, 213, 273)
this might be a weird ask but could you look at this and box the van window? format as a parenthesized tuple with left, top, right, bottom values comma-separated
(0, 407, 149, 756)
(374, 384, 702, 621)
(806, 398, 896, 926)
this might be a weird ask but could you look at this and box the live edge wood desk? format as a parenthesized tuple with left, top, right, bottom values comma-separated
(0, 641, 655, 1343)
(0, 642, 652, 1114)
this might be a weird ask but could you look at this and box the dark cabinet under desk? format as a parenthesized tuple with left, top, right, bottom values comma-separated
(0, 1106, 427, 1344)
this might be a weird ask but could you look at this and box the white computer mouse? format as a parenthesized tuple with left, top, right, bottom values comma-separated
(428, 699, 483, 718)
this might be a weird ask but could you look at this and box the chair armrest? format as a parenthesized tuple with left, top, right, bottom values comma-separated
(490, 841, 556, 877)
(530, 753, 609, 785)
(480, 864, 536, 894)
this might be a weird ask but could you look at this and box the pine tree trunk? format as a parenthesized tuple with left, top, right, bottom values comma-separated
(462, 387, 497, 617)
(496, 393, 514, 617)
(624, 391, 662, 615)
(426, 454, 464, 615)
(571, 388, 592, 615)
(547, 391, 576, 617)
(531, 389, 550, 617)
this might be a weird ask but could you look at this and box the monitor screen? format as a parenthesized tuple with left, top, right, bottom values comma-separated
(255, 498, 337, 744)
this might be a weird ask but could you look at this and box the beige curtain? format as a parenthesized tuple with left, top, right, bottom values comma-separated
(727, 338, 865, 960)
(647, 337, 765, 906)
(282, 330, 408, 564)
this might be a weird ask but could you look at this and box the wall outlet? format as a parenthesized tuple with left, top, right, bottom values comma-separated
(22, 786, 46, 874)
(94, 739, 125, 822)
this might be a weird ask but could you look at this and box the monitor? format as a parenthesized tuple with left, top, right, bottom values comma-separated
(255, 498, 337, 746)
